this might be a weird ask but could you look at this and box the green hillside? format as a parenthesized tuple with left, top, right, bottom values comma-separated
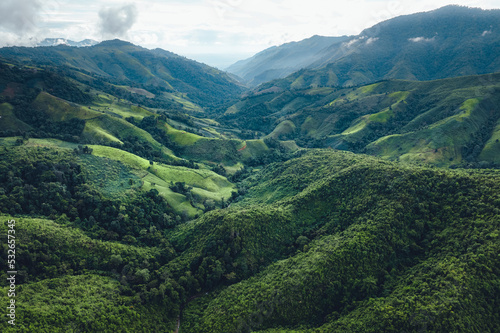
(226, 35, 349, 86)
(173, 150, 500, 332)
(0, 39, 244, 111)
(0, 215, 178, 332)
(1, 8, 500, 331)
(222, 73, 500, 167)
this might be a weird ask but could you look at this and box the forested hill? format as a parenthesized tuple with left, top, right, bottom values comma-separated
(0, 39, 244, 110)
(1, 148, 499, 332)
(241, 5, 500, 91)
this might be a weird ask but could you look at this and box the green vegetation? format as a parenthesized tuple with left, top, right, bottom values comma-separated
(223, 73, 500, 167)
(2, 148, 500, 331)
(175, 150, 500, 332)
(0, 215, 178, 332)
(252, 6, 500, 91)
(0, 39, 244, 111)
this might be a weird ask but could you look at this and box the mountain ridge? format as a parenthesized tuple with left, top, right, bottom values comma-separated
(0, 5, 500, 332)
(0, 39, 245, 111)
(226, 35, 349, 87)
(230, 5, 500, 90)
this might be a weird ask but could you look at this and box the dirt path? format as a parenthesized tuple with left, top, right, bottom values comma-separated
(238, 143, 247, 151)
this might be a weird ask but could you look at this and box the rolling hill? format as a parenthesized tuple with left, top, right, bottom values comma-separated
(1, 5, 500, 332)
(221, 72, 500, 167)
(160, 150, 500, 332)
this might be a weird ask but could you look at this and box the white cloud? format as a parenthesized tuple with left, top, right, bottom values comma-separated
(99, 4, 138, 38)
(343, 36, 366, 48)
(482, 30, 492, 36)
(0, 0, 42, 34)
(408, 36, 436, 42)
(0, 0, 498, 67)
(366, 37, 379, 45)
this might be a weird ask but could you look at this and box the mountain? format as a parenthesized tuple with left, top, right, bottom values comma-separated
(0, 39, 244, 110)
(37, 38, 99, 47)
(238, 6, 500, 90)
(226, 35, 349, 87)
(221, 72, 500, 167)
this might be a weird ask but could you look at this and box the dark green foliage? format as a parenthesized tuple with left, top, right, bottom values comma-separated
(0, 63, 90, 141)
(131, 115, 183, 154)
(224, 73, 500, 167)
(0, 63, 91, 105)
(173, 150, 500, 332)
(169, 182, 192, 195)
(1, 11, 500, 331)
(0, 274, 177, 332)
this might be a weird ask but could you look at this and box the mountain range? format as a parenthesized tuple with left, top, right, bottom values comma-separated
(0, 5, 499, 333)
(226, 35, 349, 87)
(228, 5, 500, 89)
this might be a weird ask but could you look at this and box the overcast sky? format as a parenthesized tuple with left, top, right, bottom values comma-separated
(0, 0, 499, 68)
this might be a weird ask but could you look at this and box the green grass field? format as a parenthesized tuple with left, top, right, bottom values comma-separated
(91, 93, 155, 120)
(90, 145, 235, 216)
(32, 92, 102, 121)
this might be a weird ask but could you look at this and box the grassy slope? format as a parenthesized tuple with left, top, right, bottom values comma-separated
(225, 73, 500, 166)
(0, 103, 32, 132)
(13, 139, 234, 217)
(90, 145, 235, 214)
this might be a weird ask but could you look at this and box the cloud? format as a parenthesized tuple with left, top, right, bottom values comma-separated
(366, 37, 378, 45)
(0, 0, 42, 35)
(482, 30, 492, 36)
(98, 4, 138, 38)
(343, 36, 366, 48)
(408, 36, 435, 42)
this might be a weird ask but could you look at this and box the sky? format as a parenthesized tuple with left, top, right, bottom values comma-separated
(0, 0, 499, 68)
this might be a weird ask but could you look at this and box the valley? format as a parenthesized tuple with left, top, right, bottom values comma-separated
(0, 5, 499, 332)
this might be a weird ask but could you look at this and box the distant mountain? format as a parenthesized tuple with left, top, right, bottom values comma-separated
(0, 39, 244, 110)
(226, 35, 349, 86)
(37, 38, 99, 47)
(241, 5, 500, 90)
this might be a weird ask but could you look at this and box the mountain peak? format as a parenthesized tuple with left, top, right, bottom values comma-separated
(94, 39, 136, 48)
